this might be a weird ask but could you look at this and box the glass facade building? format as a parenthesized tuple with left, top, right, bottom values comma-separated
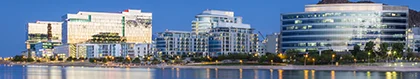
(281, 3, 409, 52)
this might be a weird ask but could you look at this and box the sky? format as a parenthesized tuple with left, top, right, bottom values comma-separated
(0, 0, 418, 57)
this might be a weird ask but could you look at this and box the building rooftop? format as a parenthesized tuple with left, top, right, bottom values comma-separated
(164, 30, 191, 33)
(317, 0, 374, 4)
(199, 9, 235, 17)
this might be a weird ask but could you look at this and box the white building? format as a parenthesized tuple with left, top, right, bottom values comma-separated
(156, 10, 259, 56)
(409, 27, 420, 53)
(264, 33, 281, 54)
(61, 9, 153, 58)
(156, 30, 209, 56)
(66, 43, 152, 58)
(192, 10, 243, 33)
(62, 9, 152, 44)
(134, 43, 154, 58)
(26, 21, 62, 50)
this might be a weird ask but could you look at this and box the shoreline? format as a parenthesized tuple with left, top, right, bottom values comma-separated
(4, 62, 420, 72)
(161, 65, 420, 72)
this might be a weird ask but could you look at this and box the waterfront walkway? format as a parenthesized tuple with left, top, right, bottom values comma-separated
(6, 61, 420, 72)
(159, 65, 420, 72)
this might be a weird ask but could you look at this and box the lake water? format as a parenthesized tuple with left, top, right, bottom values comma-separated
(0, 64, 419, 79)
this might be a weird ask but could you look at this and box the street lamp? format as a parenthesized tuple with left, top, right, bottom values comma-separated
(304, 54, 308, 66)
(354, 59, 357, 66)
(368, 52, 371, 66)
(332, 54, 335, 65)
(312, 58, 315, 65)
(387, 51, 391, 63)
(271, 60, 274, 66)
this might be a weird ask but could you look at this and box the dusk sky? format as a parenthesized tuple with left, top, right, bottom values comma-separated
(0, 0, 418, 57)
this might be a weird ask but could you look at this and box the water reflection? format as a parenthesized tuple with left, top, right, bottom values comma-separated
(2, 65, 420, 79)
(331, 70, 335, 79)
(311, 70, 315, 79)
(278, 70, 283, 79)
(25, 66, 153, 79)
(304, 70, 308, 79)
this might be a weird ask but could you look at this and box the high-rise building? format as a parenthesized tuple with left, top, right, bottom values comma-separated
(156, 10, 259, 56)
(61, 9, 152, 58)
(156, 30, 208, 56)
(62, 9, 152, 44)
(208, 26, 258, 56)
(281, 2, 409, 52)
(192, 10, 243, 33)
(26, 21, 62, 50)
(263, 33, 281, 54)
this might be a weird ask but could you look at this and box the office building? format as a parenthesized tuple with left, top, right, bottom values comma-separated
(62, 9, 152, 44)
(281, 2, 409, 52)
(61, 9, 152, 58)
(34, 42, 62, 57)
(26, 21, 62, 50)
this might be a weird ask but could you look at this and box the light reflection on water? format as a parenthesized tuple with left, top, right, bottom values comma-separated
(0, 65, 420, 79)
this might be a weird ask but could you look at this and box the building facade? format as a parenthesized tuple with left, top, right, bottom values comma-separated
(264, 33, 281, 54)
(156, 10, 259, 56)
(409, 27, 420, 53)
(34, 42, 62, 57)
(192, 10, 243, 33)
(156, 30, 208, 56)
(61, 9, 152, 58)
(208, 26, 258, 56)
(281, 3, 409, 52)
(26, 21, 62, 50)
(62, 9, 152, 44)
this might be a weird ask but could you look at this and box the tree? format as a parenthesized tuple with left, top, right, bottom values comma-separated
(89, 58, 96, 63)
(351, 45, 361, 56)
(115, 57, 124, 62)
(285, 49, 299, 60)
(27, 57, 35, 62)
(365, 41, 375, 52)
(132, 57, 141, 63)
(12, 55, 25, 62)
(285, 49, 300, 64)
(391, 43, 404, 58)
(379, 43, 390, 56)
(66, 57, 75, 61)
(50, 57, 57, 61)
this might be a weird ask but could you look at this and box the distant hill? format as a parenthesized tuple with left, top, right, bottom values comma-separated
(410, 9, 420, 27)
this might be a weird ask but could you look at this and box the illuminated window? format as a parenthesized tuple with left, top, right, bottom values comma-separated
(295, 20, 302, 24)
(323, 19, 334, 23)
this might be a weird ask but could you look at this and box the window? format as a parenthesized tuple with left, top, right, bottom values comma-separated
(295, 20, 302, 24)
